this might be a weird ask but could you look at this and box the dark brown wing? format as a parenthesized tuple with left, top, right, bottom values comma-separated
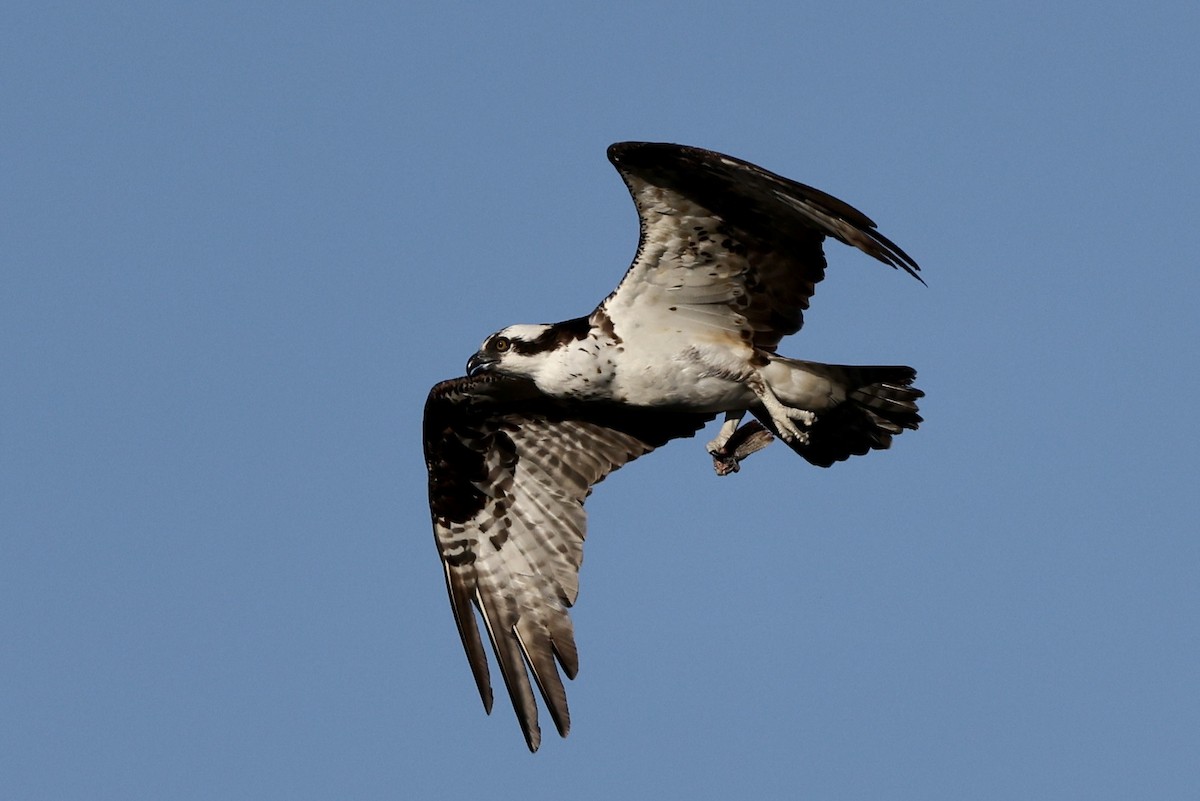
(602, 142, 921, 352)
(424, 373, 711, 751)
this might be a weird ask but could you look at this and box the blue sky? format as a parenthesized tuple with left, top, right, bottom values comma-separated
(3, 2, 1198, 799)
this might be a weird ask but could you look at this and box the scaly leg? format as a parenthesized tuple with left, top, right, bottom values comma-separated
(706, 411, 745, 456)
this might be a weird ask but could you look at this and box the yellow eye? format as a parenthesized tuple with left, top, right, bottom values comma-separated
(493, 337, 511, 353)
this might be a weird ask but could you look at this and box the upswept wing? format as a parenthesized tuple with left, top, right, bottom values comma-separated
(424, 373, 710, 751)
(601, 142, 922, 352)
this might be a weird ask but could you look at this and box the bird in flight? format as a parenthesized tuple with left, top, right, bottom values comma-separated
(423, 142, 924, 751)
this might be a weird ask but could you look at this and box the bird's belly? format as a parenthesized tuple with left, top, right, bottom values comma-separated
(609, 364, 754, 412)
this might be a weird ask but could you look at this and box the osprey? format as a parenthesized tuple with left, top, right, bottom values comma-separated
(424, 142, 924, 751)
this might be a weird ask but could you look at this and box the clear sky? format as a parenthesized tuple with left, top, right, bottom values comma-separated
(3, 2, 1198, 799)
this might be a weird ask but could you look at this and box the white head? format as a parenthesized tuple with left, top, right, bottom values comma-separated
(465, 324, 557, 380)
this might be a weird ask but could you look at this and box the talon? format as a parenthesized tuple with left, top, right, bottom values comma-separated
(786, 409, 817, 426)
(775, 419, 800, 442)
(774, 421, 809, 445)
(771, 411, 813, 444)
(748, 375, 816, 447)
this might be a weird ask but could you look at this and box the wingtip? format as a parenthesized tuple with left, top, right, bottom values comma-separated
(892, 246, 925, 286)
(607, 141, 641, 165)
(480, 684, 494, 715)
(860, 224, 924, 285)
(607, 140, 684, 169)
(900, 260, 927, 286)
(523, 714, 547, 753)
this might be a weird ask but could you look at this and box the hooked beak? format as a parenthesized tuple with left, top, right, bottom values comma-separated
(466, 351, 497, 377)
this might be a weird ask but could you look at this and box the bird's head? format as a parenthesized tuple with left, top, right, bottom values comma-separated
(466, 324, 557, 380)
